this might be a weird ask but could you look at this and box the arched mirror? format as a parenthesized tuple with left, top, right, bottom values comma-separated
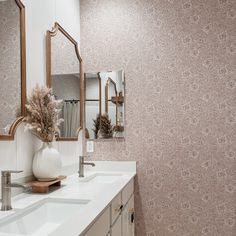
(84, 73, 101, 139)
(84, 70, 125, 139)
(0, 0, 26, 141)
(102, 71, 125, 138)
(46, 22, 83, 141)
(84, 70, 125, 140)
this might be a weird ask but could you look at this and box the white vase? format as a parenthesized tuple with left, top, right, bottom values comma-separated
(32, 142, 62, 181)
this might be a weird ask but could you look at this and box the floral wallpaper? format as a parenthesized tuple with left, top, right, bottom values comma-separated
(0, 0, 21, 134)
(80, 0, 236, 235)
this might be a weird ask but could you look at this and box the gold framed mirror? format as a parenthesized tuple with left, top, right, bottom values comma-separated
(85, 70, 125, 140)
(102, 71, 125, 138)
(0, 0, 26, 141)
(46, 22, 84, 141)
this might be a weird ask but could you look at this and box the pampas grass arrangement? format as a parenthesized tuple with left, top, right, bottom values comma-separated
(24, 84, 63, 142)
(93, 114, 101, 139)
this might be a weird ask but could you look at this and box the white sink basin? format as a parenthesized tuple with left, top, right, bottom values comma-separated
(0, 198, 90, 236)
(80, 173, 123, 184)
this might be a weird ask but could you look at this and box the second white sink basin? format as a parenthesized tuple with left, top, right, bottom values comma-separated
(79, 173, 123, 184)
(0, 198, 90, 236)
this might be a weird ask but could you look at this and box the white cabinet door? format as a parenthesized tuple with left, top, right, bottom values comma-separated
(111, 193, 122, 225)
(111, 215, 122, 236)
(122, 180, 134, 206)
(122, 195, 135, 236)
(84, 207, 110, 236)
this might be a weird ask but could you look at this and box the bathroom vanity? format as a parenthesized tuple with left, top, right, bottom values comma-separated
(0, 161, 136, 236)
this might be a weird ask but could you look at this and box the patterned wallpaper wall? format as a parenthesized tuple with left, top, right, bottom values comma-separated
(0, 0, 21, 133)
(80, 0, 236, 235)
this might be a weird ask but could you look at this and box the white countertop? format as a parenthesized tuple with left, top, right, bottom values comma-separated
(0, 161, 136, 236)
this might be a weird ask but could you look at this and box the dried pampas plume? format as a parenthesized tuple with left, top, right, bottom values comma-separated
(24, 84, 63, 142)
(92, 114, 101, 139)
(99, 113, 113, 138)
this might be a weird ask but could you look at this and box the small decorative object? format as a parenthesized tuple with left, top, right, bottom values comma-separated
(92, 114, 101, 139)
(28, 175, 66, 193)
(99, 113, 113, 138)
(25, 85, 63, 181)
(32, 142, 62, 181)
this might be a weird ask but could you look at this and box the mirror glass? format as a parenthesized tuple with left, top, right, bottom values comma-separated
(48, 24, 82, 140)
(84, 73, 101, 139)
(106, 78, 118, 127)
(0, 0, 23, 136)
(85, 70, 125, 139)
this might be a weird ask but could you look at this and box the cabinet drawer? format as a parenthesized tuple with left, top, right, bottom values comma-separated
(84, 207, 110, 236)
(122, 179, 134, 206)
(111, 215, 122, 236)
(111, 192, 122, 225)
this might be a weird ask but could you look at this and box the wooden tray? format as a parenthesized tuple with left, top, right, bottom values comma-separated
(28, 176, 66, 193)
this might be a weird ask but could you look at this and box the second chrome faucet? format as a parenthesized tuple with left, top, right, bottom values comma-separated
(78, 156, 95, 178)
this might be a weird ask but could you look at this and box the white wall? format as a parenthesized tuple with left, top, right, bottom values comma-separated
(24, 0, 80, 91)
(0, 0, 81, 197)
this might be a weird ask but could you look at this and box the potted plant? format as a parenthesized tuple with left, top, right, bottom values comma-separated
(25, 85, 63, 181)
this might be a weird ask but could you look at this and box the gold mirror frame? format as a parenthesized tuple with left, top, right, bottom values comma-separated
(46, 22, 84, 141)
(0, 0, 27, 141)
(105, 77, 118, 126)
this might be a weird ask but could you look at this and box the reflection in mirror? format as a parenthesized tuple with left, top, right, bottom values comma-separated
(105, 78, 117, 130)
(84, 73, 101, 139)
(0, 0, 26, 140)
(46, 23, 83, 140)
(52, 73, 80, 138)
(85, 70, 125, 140)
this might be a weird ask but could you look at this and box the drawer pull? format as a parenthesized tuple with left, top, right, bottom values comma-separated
(115, 204, 123, 212)
(129, 209, 135, 224)
(131, 212, 135, 223)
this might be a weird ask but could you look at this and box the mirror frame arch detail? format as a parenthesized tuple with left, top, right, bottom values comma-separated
(0, 0, 27, 141)
(105, 77, 118, 126)
(46, 22, 84, 141)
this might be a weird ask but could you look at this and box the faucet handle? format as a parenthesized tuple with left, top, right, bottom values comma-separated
(1, 170, 23, 176)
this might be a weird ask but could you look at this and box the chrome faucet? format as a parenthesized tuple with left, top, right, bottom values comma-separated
(78, 156, 95, 177)
(1, 170, 31, 211)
